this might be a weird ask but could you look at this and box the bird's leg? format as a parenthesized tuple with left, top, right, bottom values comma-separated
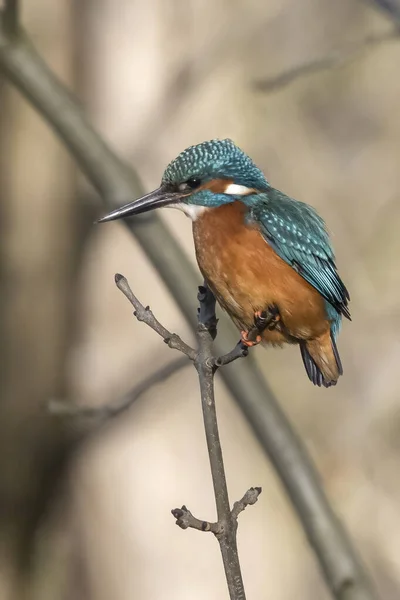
(240, 305, 281, 347)
(254, 306, 280, 331)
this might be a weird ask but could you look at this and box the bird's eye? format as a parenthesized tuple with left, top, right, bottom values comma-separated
(187, 178, 201, 189)
(178, 178, 201, 192)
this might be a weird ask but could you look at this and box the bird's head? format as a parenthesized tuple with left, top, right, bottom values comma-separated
(97, 139, 269, 223)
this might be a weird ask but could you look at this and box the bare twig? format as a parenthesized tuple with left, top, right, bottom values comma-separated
(49, 357, 188, 421)
(231, 487, 262, 521)
(171, 505, 218, 534)
(214, 342, 248, 367)
(253, 28, 400, 92)
(119, 276, 259, 600)
(172, 487, 261, 535)
(115, 274, 196, 360)
(0, 23, 378, 600)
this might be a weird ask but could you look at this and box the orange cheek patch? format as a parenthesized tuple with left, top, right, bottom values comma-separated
(200, 178, 234, 193)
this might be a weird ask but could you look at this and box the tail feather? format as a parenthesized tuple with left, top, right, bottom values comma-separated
(299, 330, 343, 388)
(300, 342, 325, 387)
(330, 331, 343, 376)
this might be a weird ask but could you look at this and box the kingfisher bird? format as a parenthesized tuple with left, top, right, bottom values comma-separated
(98, 139, 350, 387)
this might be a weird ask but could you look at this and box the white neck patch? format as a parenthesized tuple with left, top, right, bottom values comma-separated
(224, 183, 254, 195)
(167, 203, 209, 221)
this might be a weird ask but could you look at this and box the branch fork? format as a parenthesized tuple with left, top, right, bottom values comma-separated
(115, 273, 253, 369)
(172, 487, 262, 537)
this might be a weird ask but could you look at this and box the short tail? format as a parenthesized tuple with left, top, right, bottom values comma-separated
(299, 330, 343, 388)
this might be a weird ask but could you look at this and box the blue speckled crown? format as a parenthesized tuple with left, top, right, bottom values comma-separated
(162, 139, 268, 190)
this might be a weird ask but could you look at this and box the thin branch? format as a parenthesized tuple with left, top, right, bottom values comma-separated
(0, 25, 378, 600)
(49, 357, 188, 421)
(195, 324, 246, 598)
(115, 274, 196, 360)
(197, 283, 218, 338)
(253, 28, 400, 93)
(214, 315, 275, 367)
(119, 276, 258, 600)
(1, 0, 19, 37)
(214, 342, 248, 367)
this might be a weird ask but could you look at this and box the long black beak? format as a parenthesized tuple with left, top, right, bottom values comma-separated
(97, 186, 180, 223)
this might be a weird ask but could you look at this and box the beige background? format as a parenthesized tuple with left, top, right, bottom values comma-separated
(1, 0, 400, 598)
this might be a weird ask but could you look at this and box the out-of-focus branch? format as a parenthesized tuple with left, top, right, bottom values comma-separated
(253, 27, 400, 92)
(1, 0, 18, 36)
(0, 28, 142, 201)
(49, 357, 188, 422)
(0, 23, 378, 600)
(117, 275, 259, 600)
(0, 2, 84, 597)
(368, 0, 400, 22)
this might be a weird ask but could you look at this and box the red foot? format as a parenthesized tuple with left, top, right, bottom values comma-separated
(240, 330, 262, 347)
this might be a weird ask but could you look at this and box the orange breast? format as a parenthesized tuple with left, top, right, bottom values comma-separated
(192, 201, 329, 344)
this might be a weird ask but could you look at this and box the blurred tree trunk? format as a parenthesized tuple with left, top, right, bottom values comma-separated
(0, 1, 80, 598)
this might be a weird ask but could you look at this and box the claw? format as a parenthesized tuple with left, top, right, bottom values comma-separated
(240, 330, 262, 347)
(240, 306, 281, 347)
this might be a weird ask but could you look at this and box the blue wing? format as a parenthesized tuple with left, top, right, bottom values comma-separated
(244, 189, 350, 331)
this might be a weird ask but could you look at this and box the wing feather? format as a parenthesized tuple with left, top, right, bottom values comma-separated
(244, 189, 350, 320)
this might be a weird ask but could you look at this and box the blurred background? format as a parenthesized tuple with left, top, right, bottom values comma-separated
(1, 0, 400, 598)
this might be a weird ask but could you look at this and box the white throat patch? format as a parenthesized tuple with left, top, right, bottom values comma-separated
(167, 203, 209, 221)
